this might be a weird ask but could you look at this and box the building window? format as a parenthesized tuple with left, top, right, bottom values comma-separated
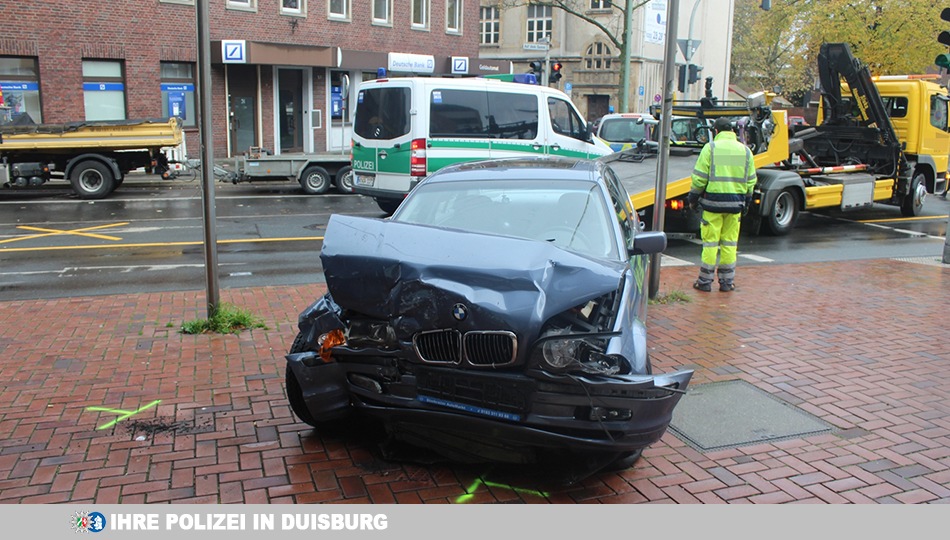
(412, 0, 429, 29)
(161, 62, 196, 128)
(585, 42, 612, 70)
(480, 6, 499, 45)
(527, 4, 552, 44)
(446, 0, 462, 33)
(329, 0, 349, 19)
(372, 0, 392, 24)
(281, 0, 304, 16)
(0, 56, 43, 124)
(226, 0, 256, 12)
(82, 60, 126, 121)
(589, 0, 611, 9)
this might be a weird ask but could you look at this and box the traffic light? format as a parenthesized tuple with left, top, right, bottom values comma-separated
(549, 62, 563, 84)
(938, 8, 950, 69)
(528, 61, 543, 79)
(705, 76, 713, 97)
(688, 64, 703, 84)
(677, 64, 687, 93)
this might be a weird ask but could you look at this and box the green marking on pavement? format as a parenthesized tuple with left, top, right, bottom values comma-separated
(454, 477, 548, 503)
(86, 399, 161, 430)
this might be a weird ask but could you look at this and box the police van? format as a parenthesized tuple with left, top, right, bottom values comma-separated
(351, 76, 612, 214)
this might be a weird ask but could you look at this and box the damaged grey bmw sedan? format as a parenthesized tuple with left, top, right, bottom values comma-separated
(285, 156, 692, 474)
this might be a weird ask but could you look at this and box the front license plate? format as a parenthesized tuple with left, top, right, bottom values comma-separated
(355, 173, 375, 187)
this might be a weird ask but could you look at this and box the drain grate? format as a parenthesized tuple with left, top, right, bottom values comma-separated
(669, 379, 834, 452)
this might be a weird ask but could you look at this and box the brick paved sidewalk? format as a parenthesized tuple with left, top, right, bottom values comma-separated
(0, 259, 947, 503)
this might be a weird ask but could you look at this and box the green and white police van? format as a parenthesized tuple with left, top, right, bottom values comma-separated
(351, 76, 613, 214)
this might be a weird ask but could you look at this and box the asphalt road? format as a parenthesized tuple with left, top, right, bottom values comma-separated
(1, 175, 948, 301)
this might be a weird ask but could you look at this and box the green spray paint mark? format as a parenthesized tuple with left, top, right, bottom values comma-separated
(455, 477, 548, 503)
(86, 399, 161, 430)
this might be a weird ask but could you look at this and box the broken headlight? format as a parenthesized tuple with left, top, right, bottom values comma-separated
(530, 332, 629, 375)
(345, 319, 398, 350)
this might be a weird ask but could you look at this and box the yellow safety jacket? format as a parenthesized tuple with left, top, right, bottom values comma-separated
(688, 131, 757, 214)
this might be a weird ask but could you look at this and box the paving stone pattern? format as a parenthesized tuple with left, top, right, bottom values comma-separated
(0, 260, 947, 503)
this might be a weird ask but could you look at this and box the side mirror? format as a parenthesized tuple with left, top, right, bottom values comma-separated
(629, 230, 667, 256)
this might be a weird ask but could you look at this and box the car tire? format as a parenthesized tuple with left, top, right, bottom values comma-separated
(900, 172, 926, 217)
(375, 197, 402, 215)
(603, 449, 644, 472)
(335, 166, 355, 194)
(764, 188, 799, 236)
(299, 165, 331, 195)
(69, 160, 115, 199)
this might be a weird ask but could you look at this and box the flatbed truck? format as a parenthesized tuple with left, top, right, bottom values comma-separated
(0, 117, 183, 199)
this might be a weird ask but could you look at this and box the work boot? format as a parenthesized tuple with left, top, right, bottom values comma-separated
(719, 281, 735, 292)
(693, 280, 712, 292)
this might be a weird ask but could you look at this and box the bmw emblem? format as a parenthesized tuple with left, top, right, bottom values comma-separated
(452, 303, 468, 321)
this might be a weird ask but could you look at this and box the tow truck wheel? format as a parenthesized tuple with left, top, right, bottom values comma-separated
(764, 188, 800, 236)
(900, 173, 926, 217)
(69, 160, 115, 200)
(335, 166, 355, 194)
(299, 165, 331, 195)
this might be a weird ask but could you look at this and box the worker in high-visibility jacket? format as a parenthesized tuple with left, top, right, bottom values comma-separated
(687, 117, 757, 292)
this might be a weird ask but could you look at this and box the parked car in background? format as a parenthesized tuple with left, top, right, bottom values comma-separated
(594, 113, 659, 153)
(284, 156, 693, 482)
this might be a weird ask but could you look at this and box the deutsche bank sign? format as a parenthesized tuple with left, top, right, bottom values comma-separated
(388, 52, 435, 74)
(222, 40, 247, 64)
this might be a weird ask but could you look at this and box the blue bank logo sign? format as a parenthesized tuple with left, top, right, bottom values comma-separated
(222, 40, 247, 64)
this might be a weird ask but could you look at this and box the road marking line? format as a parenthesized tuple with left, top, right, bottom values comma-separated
(86, 399, 161, 430)
(739, 254, 774, 263)
(0, 222, 128, 244)
(660, 255, 693, 266)
(0, 236, 324, 253)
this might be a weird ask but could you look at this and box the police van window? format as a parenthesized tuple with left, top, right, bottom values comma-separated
(930, 94, 948, 131)
(547, 97, 586, 141)
(487, 92, 538, 139)
(353, 86, 410, 140)
(429, 89, 490, 138)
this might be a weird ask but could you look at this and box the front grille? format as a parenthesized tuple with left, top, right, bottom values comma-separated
(413, 329, 461, 364)
(463, 331, 517, 366)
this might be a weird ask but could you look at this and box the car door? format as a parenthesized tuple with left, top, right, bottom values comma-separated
(545, 96, 606, 158)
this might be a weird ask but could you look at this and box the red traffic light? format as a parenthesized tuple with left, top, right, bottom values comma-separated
(552, 62, 562, 72)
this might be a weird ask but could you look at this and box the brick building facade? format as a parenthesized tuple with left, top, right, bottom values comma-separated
(1, 0, 507, 157)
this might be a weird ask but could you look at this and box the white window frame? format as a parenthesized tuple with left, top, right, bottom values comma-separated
(280, 0, 305, 16)
(480, 6, 500, 45)
(589, 0, 611, 10)
(329, 0, 350, 20)
(82, 60, 127, 121)
(526, 4, 552, 44)
(226, 0, 256, 12)
(372, 0, 393, 25)
(446, 0, 462, 34)
(412, 0, 429, 29)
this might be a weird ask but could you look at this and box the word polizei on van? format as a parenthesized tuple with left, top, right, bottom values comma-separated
(350, 76, 613, 214)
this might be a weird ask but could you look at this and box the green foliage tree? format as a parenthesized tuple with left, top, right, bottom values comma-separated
(733, 0, 948, 106)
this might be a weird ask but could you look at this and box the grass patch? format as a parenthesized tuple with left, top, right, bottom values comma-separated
(179, 302, 268, 335)
(649, 289, 692, 305)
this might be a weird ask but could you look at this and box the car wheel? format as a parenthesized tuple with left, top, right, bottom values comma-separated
(764, 188, 799, 236)
(603, 449, 644, 472)
(335, 166, 355, 194)
(69, 160, 115, 199)
(376, 197, 402, 215)
(299, 165, 331, 195)
(900, 172, 926, 217)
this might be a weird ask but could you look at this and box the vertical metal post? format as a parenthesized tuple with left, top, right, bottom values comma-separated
(620, 0, 633, 111)
(648, 0, 680, 299)
(943, 211, 950, 264)
(196, 0, 220, 317)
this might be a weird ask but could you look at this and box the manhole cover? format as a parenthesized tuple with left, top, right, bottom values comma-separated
(670, 379, 834, 452)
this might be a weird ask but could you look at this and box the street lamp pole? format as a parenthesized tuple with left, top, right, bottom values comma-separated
(620, 0, 633, 111)
(648, 0, 681, 299)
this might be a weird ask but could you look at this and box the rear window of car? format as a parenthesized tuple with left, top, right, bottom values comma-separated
(599, 118, 650, 142)
(354, 87, 411, 140)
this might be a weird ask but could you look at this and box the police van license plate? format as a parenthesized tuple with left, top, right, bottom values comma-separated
(355, 173, 375, 187)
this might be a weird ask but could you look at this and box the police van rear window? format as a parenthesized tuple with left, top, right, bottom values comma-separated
(354, 87, 411, 140)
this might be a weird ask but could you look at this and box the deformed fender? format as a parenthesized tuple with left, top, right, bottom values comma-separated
(296, 293, 346, 351)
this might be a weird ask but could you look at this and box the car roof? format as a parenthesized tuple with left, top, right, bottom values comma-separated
(423, 156, 602, 185)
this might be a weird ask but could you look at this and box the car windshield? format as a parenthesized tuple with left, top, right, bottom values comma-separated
(394, 178, 619, 260)
(599, 118, 649, 142)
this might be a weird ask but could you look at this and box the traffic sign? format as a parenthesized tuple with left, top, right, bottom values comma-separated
(639, 85, 645, 96)
(654, 94, 662, 103)
(677, 39, 701, 61)
(523, 42, 549, 51)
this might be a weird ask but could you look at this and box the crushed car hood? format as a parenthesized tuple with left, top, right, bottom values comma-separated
(320, 215, 626, 344)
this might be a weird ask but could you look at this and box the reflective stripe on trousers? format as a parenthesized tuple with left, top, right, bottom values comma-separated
(698, 210, 741, 284)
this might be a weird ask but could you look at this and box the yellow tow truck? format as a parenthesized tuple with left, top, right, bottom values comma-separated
(0, 116, 183, 199)
(608, 42, 950, 236)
